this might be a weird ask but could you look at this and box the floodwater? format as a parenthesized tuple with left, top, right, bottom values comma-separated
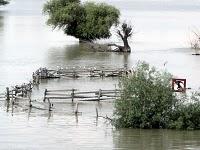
(1, 0, 200, 149)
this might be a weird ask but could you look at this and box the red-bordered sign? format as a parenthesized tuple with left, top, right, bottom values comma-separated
(172, 78, 186, 92)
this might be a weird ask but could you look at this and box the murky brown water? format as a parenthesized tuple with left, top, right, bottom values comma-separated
(1, 0, 200, 149)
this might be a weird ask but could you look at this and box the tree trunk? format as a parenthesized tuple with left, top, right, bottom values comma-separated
(122, 37, 131, 52)
(107, 43, 131, 52)
(108, 37, 131, 52)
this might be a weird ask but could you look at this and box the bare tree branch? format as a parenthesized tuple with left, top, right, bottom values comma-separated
(117, 30, 124, 39)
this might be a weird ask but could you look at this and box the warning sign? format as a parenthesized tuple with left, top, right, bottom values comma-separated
(172, 78, 186, 92)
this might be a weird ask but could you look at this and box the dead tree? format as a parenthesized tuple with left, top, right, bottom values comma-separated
(109, 23, 133, 52)
(190, 29, 200, 55)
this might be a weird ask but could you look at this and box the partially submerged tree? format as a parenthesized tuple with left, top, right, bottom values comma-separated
(109, 23, 133, 52)
(43, 0, 120, 42)
(0, 0, 9, 5)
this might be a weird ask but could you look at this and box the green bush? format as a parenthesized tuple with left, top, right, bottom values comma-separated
(113, 62, 200, 129)
(169, 93, 200, 129)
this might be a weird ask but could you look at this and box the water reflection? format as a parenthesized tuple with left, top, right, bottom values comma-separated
(113, 129, 200, 150)
(0, 11, 5, 45)
(0, 12, 4, 31)
(1, 0, 200, 149)
(46, 43, 131, 68)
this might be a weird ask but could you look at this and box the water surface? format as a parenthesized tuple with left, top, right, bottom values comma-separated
(1, 0, 200, 149)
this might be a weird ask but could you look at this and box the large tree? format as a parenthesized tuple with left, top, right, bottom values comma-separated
(43, 0, 120, 42)
(0, 0, 9, 5)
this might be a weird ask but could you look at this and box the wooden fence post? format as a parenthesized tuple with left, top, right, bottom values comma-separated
(73, 69, 77, 78)
(43, 89, 47, 102)
(96, 107, 99, 118)
(98, 89, 102, 101)
(29, 99, 32, 107)
(100, 70, 105, 77)
(27, 90, 32, 107)
(75, 102, 79, 115)
(71, 89, 75, 102)
(47, 98, 52, 111)
(11, 90, 15, 105)
(6, 87, 10, 101)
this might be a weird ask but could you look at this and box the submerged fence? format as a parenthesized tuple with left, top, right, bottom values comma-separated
(32, 67, 132, 80)
(0, 65, 131, 115)
(0, 87, 121, 113)
(43, 88, 121, 102)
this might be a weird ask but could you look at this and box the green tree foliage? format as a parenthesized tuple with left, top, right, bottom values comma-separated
(0, 0, 9, 5)
(43, 0, 120, 41)
(114, 62, 200, 129)
(169, 93, 200, 129)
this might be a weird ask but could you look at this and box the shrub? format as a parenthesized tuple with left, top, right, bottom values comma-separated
(169, 93, 200, 129)
(113, 62, 200, 129)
